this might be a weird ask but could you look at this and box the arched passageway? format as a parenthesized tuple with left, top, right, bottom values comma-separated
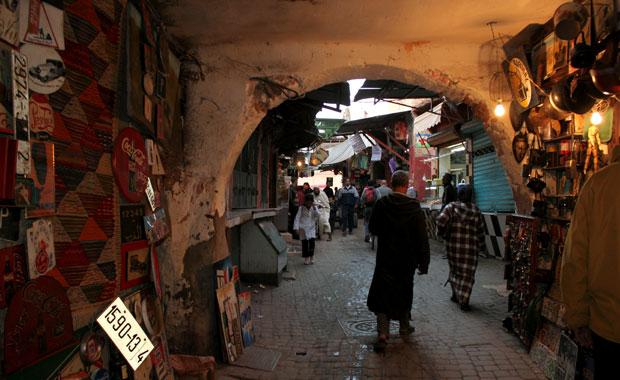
(159, 57, 532, 356)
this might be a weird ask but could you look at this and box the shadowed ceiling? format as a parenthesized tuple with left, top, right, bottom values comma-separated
(162, 0, 566, 46)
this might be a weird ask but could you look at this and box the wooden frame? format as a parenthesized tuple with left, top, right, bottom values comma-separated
(121, 240, 150, 290)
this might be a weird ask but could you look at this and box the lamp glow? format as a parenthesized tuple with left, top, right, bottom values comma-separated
(494, 103, 505, 117)
(591, 111, 603, 125)
(297, 161, 303, 167)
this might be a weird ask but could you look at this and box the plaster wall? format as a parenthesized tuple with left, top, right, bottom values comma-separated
(160, 39, 532, 354)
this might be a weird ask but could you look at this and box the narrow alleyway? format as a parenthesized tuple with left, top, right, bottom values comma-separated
(218, 224, 545, 380)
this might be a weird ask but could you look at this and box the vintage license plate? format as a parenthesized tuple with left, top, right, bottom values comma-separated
(97, 297, 154, 371)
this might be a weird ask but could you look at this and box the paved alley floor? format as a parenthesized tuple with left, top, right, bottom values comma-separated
(217, 224, 545, 380)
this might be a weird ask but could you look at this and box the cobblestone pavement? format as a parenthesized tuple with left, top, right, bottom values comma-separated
(217, 223, 545, 380)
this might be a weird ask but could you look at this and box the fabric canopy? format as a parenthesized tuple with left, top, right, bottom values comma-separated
(413, 103, 444, 133)
(319, 135, 374, 166)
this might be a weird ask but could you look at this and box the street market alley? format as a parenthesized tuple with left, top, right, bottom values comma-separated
(217, 226, 546, 380)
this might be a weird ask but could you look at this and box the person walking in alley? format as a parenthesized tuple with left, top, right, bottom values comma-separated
(294, 194, 320, 264)
(337, 178, 359, 236)
(323, 179, 334, 199)
(313, 185, 332, 241)
(376, 179, 393, 199)
(435, 184, 485, 312)
(561, 145, 620, 379)
(367, 170, 430, 352)
(406, 178, 418, 199)
(441, 173, 457, 211)
(360, 180, 379, 243)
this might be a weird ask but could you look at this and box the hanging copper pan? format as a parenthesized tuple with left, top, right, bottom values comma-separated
(590, 39, 620, 95)
(509, 100, 530, 131)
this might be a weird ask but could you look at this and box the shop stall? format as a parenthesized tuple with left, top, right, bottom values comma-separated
(501, 2, 620, 378)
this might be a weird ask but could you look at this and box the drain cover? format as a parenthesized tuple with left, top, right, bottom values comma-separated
(338, 318, 400, 336)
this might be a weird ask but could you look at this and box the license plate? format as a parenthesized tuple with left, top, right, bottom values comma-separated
(97, 297, 154, 371)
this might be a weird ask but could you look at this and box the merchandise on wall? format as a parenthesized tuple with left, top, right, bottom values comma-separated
(502, 4, 620, 378)
(0, 0, 181, 377)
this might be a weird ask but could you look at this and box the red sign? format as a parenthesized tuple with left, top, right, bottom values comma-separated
(29, 93, 54, 139)
(393, 120, 407, 140)
(113, 128, 148, 203)
(4, 276, 74, 374)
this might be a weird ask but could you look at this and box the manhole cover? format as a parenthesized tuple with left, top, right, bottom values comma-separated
(338, 318, 400, 336)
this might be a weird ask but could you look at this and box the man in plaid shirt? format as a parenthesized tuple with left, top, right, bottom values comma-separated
(436, 185, 486, 311)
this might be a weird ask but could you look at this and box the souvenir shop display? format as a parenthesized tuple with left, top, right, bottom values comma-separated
(0, 0, 181, 377)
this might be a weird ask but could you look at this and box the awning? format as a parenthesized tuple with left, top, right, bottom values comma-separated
(319, 135, 374, 166)
(413, 103, 444, 133)
(304, 82, 350, 107)
(426, 127, 462, 148)
(335, 111, 413, 135)
(354, 80, 437, 102)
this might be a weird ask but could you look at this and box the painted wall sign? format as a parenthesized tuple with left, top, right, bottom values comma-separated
(0, 245, 20, 308)
(0, 1, 18, 46)
(20, 43, 65, 95)
(96, 297, 154, 371)
(26, 218, 55, 279)
(4, 276, 74, 374)
(113, 128, 148, 203)
(16, 139, 31, 175)
(0, 207, 20, 241)
(25, 141, 55, 218)
(29, 93, 54, 140)
(12, 50, 29, 140)
(18, 0, 65, 50)
(120, 205, 146, 244)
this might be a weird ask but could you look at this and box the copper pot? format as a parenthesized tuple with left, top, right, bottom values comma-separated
(554, 2, 589, 41)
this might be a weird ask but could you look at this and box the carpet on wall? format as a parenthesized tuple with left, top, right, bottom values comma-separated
(48, 0, 125, 311)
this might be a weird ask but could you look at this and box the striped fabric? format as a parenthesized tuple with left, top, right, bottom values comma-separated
(482, 213, 509, 259)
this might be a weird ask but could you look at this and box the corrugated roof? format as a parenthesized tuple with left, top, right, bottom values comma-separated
(335, 110, 413, 135)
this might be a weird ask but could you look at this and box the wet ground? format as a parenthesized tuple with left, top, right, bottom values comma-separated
(217, 224, 545, 380)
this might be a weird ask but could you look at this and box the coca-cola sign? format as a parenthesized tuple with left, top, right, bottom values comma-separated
(113, 127, 149, 203)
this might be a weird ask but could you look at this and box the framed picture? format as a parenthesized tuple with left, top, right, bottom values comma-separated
(553, 37, 569, 71)
(121, 240, 150, 290)
(216, 281, 243, 363)
(543, 33, 555, 79)
(25, 141, 55, 218)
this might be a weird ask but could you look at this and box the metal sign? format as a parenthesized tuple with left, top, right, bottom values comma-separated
(96, 297, 154, 371)
(4, 276, 74, 374)
(12, 50, 29, 140)
(113, 128, 148, 203)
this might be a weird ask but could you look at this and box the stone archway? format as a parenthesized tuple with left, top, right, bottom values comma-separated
(159, 45, 530, 355)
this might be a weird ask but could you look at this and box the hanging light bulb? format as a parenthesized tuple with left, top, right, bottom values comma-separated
(297, 161, 303, 167)
(494, 102, 505, 117)
(591, 111, 603, 125)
